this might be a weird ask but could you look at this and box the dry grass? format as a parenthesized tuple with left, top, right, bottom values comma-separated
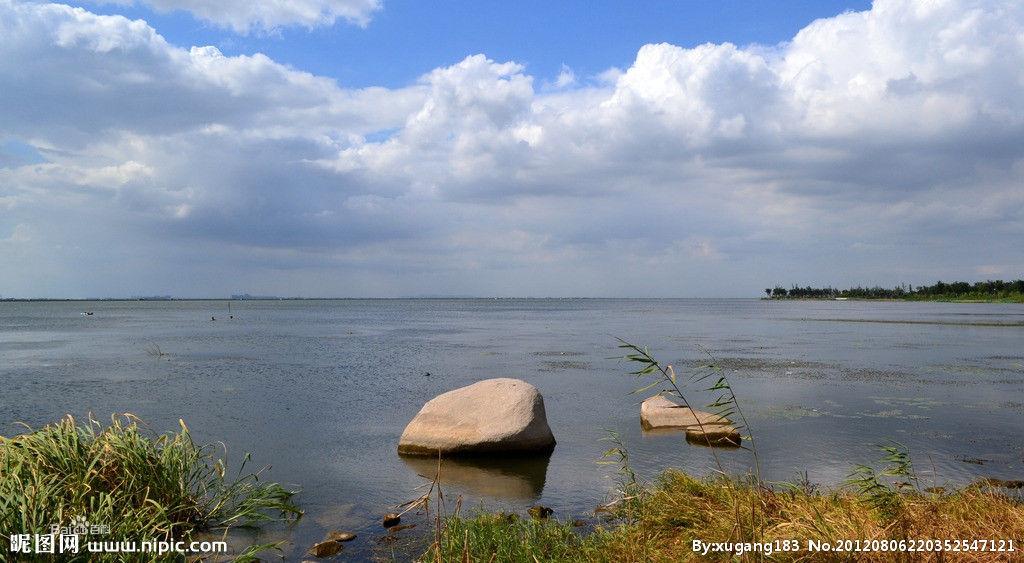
(425, 470, 1024, 562)
(593, 470, 1024, 562)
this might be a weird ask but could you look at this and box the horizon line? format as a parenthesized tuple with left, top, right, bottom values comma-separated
(0, 296, 762, 301)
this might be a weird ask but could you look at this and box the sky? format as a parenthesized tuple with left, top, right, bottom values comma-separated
(1, 0, 1022, 298)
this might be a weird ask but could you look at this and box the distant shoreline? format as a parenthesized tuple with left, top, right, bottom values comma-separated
(763, 280, 1024, 304)
(763, 296, 1024, 304)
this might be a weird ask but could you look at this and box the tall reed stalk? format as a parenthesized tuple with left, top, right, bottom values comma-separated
(617, 339, 761, 483)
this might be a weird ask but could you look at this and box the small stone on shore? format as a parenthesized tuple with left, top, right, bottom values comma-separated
(528, 505, 553, 519)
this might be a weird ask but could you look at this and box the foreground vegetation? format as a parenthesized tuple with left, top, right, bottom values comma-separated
(423, 341, 1024, 561)
(424, 468, 1024, 562)
(764, 279, 1024, 302)
(0, 415, 300, 561)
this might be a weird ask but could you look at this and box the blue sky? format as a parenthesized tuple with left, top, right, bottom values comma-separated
(1, 0, 1022, 298)
(80, 1, 871, 88)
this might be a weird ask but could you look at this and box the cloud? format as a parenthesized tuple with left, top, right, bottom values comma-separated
(0, 2, 422, 146)
(548, 64, 575, 89)
(92, 0, 382, 33)
(1, 0, 1022, 297)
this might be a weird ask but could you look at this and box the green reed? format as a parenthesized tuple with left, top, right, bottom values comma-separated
(0, 414, 300, 561)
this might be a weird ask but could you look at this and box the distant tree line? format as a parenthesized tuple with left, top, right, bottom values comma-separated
(764, 279, 1024, 301)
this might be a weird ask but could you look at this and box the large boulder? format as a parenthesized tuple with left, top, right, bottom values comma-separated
(640, 395, 740, 446)
(398, 378, 556, 456)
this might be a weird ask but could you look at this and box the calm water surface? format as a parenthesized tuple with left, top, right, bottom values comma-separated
(2, 299, 1022, 558)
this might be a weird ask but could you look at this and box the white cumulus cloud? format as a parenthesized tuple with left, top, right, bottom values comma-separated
(1, 0, 1022, 297)
(92, 0, 382, 33)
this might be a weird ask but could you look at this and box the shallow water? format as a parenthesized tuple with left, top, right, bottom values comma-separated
(2, 299, 1022, 558)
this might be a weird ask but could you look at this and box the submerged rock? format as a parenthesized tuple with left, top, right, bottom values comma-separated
(974, 478, 1024, 489)
(640, 395, 740, 446)
(685, 426, 741, 447)
(398, 378, 556, 456)
(324, 531, 356, 542)
(307, 540, 343, 558)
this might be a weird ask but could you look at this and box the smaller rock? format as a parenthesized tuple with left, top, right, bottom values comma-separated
(325, 531, 357, 542)
(387, 524, 417, 533)
(640, 395, 731, 430)
(528, 505, 553, 519)
(307, 540, 343, 558)
(382, 513, 401, 527)
(572, 519, 586, 527)
(684, 426, 741, 447)
(641, 395, 741, 447)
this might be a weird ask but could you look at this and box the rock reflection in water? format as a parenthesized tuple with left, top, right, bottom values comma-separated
(399, 455, 550, 500)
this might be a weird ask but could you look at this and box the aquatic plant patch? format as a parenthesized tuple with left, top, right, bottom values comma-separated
(0, 415, 300, 561)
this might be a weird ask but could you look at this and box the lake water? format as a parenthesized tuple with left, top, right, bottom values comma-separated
(2, 299, 1022, 558)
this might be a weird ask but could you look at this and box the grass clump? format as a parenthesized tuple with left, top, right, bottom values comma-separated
(427, 512, 587, 563)
(0, 414, 300, 561)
